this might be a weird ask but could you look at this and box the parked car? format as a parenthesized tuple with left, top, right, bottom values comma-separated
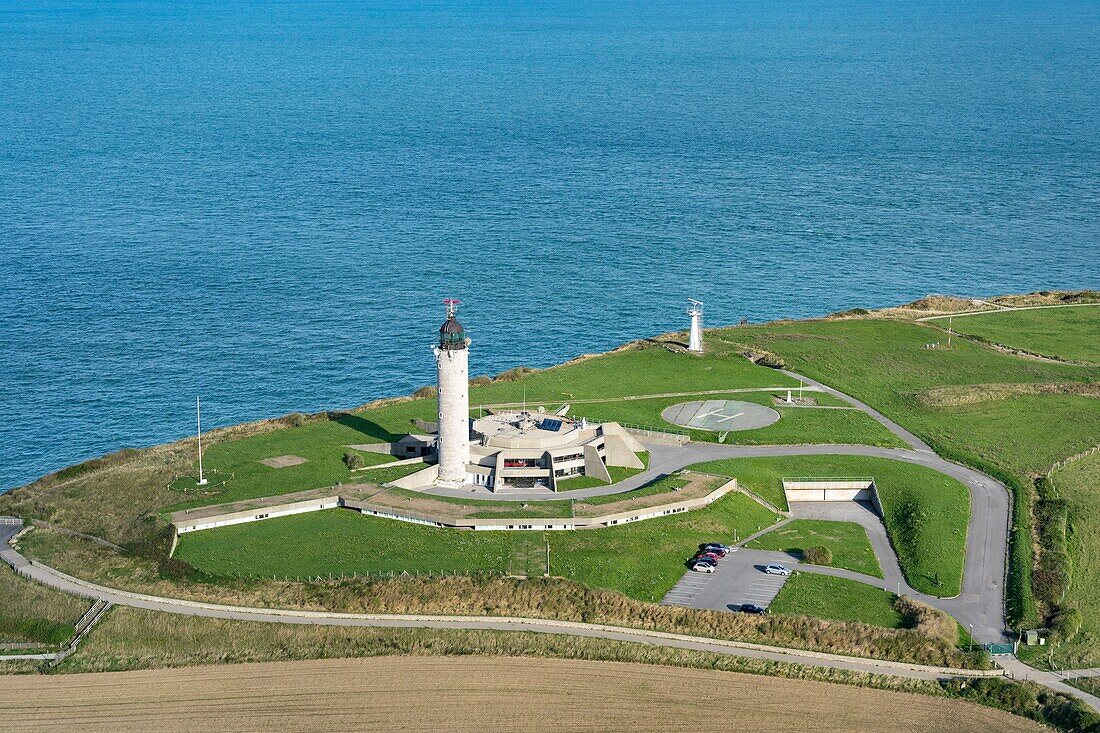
(701, 543, 733, 553)
(764, 563, 792, 576)
(698, 548, 727, 558)
(695, 550, 723, 561)
(738, 604, 766, 615)
(691, 557, 717, 569)
(690, 562, 716, 573)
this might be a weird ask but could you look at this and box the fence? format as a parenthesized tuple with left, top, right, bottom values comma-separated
(0, 517, 22, 526)
(224, 568, 508, 583)
(1046, 444, 1100, 479)
(985, 642, 1016, 656)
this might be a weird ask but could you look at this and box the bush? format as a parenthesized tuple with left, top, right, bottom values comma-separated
(802, 546, 832, 566)
(343, 452, 366, 471)
(284, 413, 309, 428)
(412, 386, 438, 399)
(1051, 606, 1082, 642)
(494, 366, 537, 382)
(895, 595, 956, 644)
(469, 375, 492, 387)
(1033, 569, 1069, 606)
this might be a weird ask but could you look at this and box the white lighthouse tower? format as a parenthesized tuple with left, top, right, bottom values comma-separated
(687, 298, 704, 354)
(433, 299, 471, 485)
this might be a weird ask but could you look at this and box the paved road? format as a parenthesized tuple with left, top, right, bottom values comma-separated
(2, 363, 1078, 707)
(0, 525, 999, 683)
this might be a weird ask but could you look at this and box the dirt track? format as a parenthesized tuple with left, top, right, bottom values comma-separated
(1, 656, 1043, 732)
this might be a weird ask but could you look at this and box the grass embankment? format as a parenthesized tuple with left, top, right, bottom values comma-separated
(942, 306, 1100, 363)
(722, 316, 1100, 627)
(175, 491, 777, 602)
(1042, 453, 1100, 667)
(696, 455, 969, 595)
(769, 573, 902, 628)
(0, 563, 86, 647)
(748, 519, 882, 578)
(22, 528, 983, 669)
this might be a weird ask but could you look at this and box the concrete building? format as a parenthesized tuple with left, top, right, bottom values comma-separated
(463, 410, 646, 491)
(433, 299, 470, 486)
(687, 298, 703, 353)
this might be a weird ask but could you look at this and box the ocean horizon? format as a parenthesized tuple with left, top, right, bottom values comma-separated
(2, 0, 1098, 492)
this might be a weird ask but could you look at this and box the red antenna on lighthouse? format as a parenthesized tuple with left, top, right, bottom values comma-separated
(442, 298, 461, 318)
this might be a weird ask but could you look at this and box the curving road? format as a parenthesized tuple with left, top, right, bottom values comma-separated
(9, 369, 1093, 709)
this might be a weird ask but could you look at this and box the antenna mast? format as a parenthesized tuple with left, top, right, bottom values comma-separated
(196, 396, 208, 486)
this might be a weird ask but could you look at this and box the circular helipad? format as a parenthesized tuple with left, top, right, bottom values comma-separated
(661, 400, 781, 432)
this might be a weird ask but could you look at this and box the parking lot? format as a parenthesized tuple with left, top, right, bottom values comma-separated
(662, 548, 798, 612)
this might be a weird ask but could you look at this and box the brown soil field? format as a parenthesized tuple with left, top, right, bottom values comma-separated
(1, 656, 1042, 733)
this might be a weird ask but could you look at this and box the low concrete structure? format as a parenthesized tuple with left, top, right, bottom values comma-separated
(169, 478, 737, 534)
(782, 478, 883, 515)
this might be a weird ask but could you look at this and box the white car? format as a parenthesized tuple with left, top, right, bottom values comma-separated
(764, 563, 792, 576)
(690, 562, 716, 573)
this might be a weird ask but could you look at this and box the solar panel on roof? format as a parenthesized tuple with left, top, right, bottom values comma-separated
(539, 418, 563, 432)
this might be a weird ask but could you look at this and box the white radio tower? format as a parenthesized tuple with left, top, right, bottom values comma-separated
(196, 396, 208, 486)
(687, 298, 704, 353)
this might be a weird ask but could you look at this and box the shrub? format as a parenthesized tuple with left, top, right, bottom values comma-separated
(283, 413, 309, 428)
(1050, 606, 1082, 642)
(343, 452, 366, 471)
(412, 386, 438, 399)
(895, 595, 957, 644)
(494, 366, 537, 382)
(469, 375, 492, 387)
(802, 546, 832, 566)
(1033, 569, 1069, 606)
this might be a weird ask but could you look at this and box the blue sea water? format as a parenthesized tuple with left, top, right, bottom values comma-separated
(1, 0, 1098, 492)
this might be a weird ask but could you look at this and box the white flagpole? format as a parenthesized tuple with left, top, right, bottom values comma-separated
(197, 396, 208, 486)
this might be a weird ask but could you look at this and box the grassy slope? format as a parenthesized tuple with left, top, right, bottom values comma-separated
(0, 563, 86, 646)
(722, 318, 1100, 624)
(177, 492, 778, 603)
(694, 455, 969, 595)
(176, 510, 515, 577)
(1050, 453, 1100, 667)
(944, 306, 1100, 363)
(747, 519, 883, 578)
(769, 573, 903, 629)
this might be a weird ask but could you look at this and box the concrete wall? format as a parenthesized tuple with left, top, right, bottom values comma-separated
(782, 479, 878, 506)
(173, 480, 738, 535)
(175, 497, 342, 534)
(583, 443, 612, 483)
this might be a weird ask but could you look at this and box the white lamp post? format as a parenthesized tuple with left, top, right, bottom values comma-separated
(196, 396, 208, 486)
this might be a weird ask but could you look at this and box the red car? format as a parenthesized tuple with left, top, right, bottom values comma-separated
(695, 549, 725, 560)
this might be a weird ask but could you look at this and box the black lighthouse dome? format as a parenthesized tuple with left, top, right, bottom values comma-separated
(439, 313, 466, 350)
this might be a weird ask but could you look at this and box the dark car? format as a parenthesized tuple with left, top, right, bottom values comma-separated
(701, 543, 733, 553)
(691, 556, 717, 567)
(698, 548, 727, 558)
(738, 604, 766, 615)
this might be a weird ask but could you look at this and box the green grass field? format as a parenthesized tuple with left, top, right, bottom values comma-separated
(722, 316, 1100, 624)
(177, 491, 778, 603)
(465, 344, 799, 404)
(175, 509, 515, 577)
(768, 573, 903, 629)
(566, 392, 906, 448)
(747, 519, 883, 578)
(1049, 452, 1100, 667)
(943, 306, 1100, 363)
(693, 455, 969, 596)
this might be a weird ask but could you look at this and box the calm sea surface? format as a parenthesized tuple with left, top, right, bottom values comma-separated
(2, 0, 1098, 491)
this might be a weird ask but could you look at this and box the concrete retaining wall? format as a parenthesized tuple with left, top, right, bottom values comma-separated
(783, 479, 879, 508)
(173, 480, 738, 535)
(175, 496, 342, 534)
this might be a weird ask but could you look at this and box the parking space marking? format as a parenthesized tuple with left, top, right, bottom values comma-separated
(661, 566, 720, 606)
